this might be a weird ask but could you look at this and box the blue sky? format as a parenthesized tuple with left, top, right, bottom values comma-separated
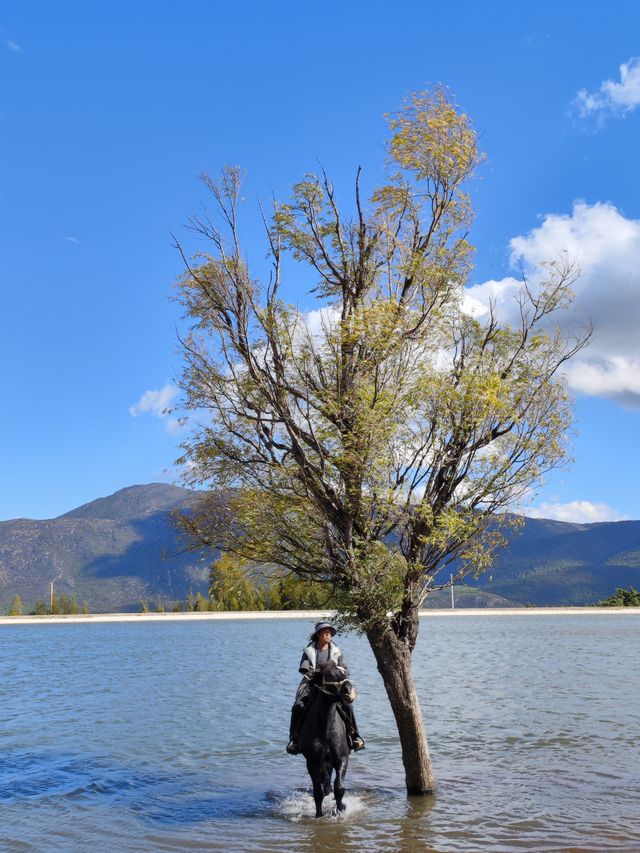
(1, 1, 639, 522)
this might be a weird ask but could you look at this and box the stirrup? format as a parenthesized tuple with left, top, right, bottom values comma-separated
(286, 740, 299, 755)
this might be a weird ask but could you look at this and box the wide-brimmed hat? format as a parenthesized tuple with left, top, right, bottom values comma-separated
(313, 621, 337, 637)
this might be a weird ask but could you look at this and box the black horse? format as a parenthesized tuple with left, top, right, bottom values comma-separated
(299, 659, 352, 817)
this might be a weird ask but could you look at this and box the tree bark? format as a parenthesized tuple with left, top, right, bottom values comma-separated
(367, 625, 436, 795)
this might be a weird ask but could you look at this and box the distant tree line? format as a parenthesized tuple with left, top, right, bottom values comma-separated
(4, 593, 90, 616)
(141, 554, 335, 613)
(599, 587, 640, 607)
(208, 553, 335, 610)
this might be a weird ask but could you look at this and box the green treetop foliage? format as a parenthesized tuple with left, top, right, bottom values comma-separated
(28, 594, 86, 616)
(600, 587, 640, 607)
(207, 552, 335, 611)
(194, 590, 209, 611)
(175, 87, 591, 636)
(9, 594, 24, 616)
(208, 552, 265, 611)
(57, 594, 81, 614)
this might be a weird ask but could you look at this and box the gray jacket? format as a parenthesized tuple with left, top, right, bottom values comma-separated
(298, 641, 348, 677)
(294, 642, 352, 705)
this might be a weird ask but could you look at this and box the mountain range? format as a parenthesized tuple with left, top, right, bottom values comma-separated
(1, 483, 639, 612)
(442, 515, 640, 608)
(0, 484, 208, 612)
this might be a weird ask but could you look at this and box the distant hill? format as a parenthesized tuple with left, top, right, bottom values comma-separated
(60, 482, 196, 522)
(0, 484, 210, 613)
(495, 516, 640, 605)
(1, 484, 639, 612)
(429, 516, 640, 608)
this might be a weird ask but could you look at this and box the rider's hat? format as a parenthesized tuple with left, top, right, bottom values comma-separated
(313, 620, 337, 637)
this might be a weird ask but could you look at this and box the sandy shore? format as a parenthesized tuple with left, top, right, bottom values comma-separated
(1, 606, 639, 626)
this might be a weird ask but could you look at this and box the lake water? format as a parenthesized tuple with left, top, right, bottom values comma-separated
(1, 613, 639, 852)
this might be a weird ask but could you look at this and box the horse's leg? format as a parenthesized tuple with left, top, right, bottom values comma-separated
(333, 756, 348, 813)
(312, 775, 325, 818)
(322, 767, 332, 797)
(307, 761, 325, 818)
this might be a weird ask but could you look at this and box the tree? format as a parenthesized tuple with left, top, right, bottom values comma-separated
(208, 552, 265, 610)
(9, 594, 24, 616)
(202, 549, 335, 610)
(263, 571, 335, 610)
(194, 590, 209, 611)
(57, 593, 80, 615)
(600, 587, 640, 607)
(174, 88, 591, 794)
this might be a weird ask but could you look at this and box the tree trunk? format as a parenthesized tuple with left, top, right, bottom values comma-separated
(367, 625, 436, 795)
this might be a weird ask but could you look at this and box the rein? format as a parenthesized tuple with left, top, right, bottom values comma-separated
(315, 674, 352, 697)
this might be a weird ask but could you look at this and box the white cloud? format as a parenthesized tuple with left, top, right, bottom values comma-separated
(461, 276, 521, 320)
(465, 201, 640, 407)
(509, 202, 638, 270)
(574, 57, 640, 120)
(302, 305, 340, 340)
(6, 39, 22, 52)
(130, 383, 182, 432)
(526, 500, 628, 524)
(130, 384, 176, 417)
(62, 235, 81, 245)
(564, 357, 640, 407)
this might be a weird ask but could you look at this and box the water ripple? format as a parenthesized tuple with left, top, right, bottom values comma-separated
(0, 616, 638, 850)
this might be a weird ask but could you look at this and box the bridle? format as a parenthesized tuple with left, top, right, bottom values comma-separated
(314, 667, 353, 697)
(316, 677, 352, 696)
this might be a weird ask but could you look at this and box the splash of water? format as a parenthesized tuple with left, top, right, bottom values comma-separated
(272, 788, 369, 821)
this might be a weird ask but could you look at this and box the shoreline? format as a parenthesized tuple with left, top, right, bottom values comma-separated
(1, 606, 639, 626)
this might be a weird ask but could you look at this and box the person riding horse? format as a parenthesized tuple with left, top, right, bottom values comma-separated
(286, 621, 365, 755)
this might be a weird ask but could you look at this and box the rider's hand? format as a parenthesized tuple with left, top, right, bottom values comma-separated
(341, 682, 357, 703)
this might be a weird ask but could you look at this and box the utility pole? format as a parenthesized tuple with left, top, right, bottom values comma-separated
(450, 574, 455, 610)
(50, 573, 62, 613)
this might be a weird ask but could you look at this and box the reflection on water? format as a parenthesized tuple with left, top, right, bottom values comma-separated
(0, 615, 639, 851)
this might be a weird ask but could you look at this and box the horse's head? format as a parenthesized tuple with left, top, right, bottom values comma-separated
(313, 661, 357, 703)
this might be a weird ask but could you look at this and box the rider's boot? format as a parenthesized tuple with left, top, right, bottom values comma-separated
(351, 734, 365, 751)
(345, 718, 365, 751)
(286, 703, 304, 755)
